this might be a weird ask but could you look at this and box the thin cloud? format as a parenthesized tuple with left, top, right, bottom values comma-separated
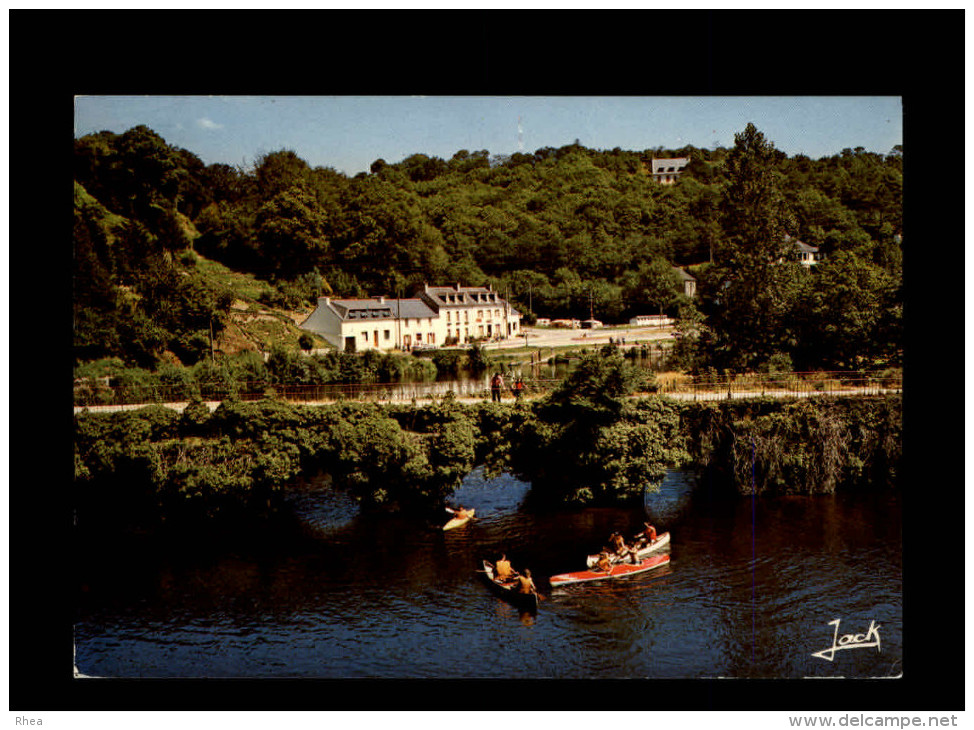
(197, 117, 224, 130)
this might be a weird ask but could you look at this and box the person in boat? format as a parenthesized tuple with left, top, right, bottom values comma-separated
(515, 568, 538, 596)
(610, 532, 639, 565)
(447, 505, 473, 520)
(596, 550, 613, 573)
(634, 522, 658, 548)
(493, 553, 516, 582)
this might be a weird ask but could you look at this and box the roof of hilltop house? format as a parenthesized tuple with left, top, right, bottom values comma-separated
(673, 266, 696, 281)
(795, 241, 819, 254)
(651, 157, 690, 174)
(783, 234, 819, 254)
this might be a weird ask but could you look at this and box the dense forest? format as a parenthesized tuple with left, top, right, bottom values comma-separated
(74, 122, 903, 375)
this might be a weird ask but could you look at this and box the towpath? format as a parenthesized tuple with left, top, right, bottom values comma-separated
(73, 384, 900, 416)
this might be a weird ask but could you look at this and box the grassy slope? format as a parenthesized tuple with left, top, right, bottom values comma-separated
(75, 180, 331, 358)
(188, 252, 331, 355)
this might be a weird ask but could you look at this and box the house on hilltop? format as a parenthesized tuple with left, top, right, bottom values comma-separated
(795, 240, 821, 266)
(301, 283, 521, 352)
(784, 234, 821, 266)
(651, 156, 690, 184)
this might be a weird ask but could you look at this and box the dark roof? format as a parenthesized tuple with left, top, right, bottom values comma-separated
(329, 299, 395, 320)
(389, 299, 438, 319)
(420, 285, 506, 308)
(324, 298, 435, 321)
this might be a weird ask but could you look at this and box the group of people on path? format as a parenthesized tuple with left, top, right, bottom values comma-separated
(489, 372, 526, 403)
(595, 522, 658, 572)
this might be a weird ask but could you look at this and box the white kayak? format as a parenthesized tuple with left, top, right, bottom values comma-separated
(443, 509, 475, 531)
(585, 531, 670, 567)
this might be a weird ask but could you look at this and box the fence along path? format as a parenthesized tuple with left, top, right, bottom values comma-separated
(73, 371, 902, 414)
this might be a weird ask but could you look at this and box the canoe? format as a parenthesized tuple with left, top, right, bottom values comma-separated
(442, 509, 475, 531)
(585, 531, 671, 567)
(550, 553, 670, 587)
(480, 560, 539, 612)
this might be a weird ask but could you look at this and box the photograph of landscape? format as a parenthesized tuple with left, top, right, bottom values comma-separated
(1, 9, 947, 718)
(68, 92, 911, 687)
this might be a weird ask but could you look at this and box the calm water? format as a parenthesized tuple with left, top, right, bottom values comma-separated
(74, 469, 902, 679)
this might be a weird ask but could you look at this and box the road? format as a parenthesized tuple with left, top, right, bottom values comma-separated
(484, 324, 676, 351)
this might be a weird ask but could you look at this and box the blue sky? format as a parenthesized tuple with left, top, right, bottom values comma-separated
(74, 95, 903, 176)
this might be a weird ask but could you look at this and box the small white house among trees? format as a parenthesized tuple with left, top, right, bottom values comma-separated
(651, 156, 690, 184)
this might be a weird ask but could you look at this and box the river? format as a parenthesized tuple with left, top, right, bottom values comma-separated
(74, 468, 902, 680)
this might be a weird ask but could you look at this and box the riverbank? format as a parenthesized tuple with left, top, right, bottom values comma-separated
(73, 392, 902, 540)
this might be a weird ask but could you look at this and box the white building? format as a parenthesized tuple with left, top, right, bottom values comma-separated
(300, 284, 521, 352)
(629, 314, 674, 327)
(796, 240, 821, 266)
(783, 234, 821, 266)
(418, 283, 520, 345)
(651, 156, 690, 184)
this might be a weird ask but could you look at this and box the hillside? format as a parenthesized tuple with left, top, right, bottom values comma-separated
(188, 253, 326, 356)
(73, 124, 902, 373)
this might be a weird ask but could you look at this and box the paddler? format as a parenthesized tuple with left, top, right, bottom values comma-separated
(610, 531, 639, 565)
(447, 505, 473, 520)
(494, 553, 516, 582)
(634, 522, 658, 548)
(514, 568, 539, 597)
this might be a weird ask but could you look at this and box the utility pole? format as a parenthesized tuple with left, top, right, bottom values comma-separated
(396, 288, 402, 349)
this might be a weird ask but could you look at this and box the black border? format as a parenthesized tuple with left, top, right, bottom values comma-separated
(11, 8, 963, 715)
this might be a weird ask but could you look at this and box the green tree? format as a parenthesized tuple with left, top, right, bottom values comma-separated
(620, 257, 684, 316)
(705, 123, 802, 370)
(512, 347, 683, 504)
(793, 251, 902, 369)
(254, 186, 331, 279)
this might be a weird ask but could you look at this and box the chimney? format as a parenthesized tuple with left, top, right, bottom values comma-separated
(378, 296, 386, 304)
